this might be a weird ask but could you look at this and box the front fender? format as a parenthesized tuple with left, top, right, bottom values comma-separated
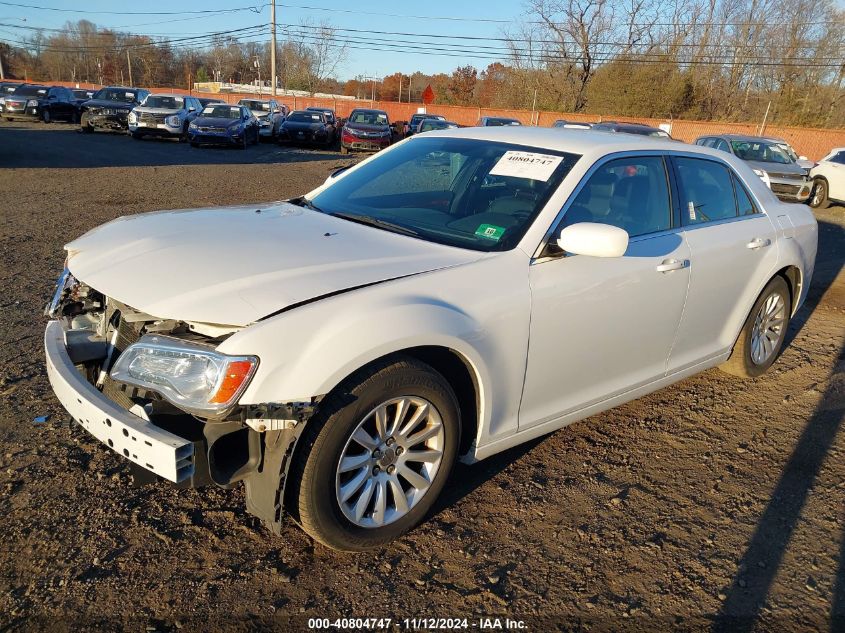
(217, 251, 531, 449)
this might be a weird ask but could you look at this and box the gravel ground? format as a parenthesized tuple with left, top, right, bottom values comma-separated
(0, 121, 844, 632)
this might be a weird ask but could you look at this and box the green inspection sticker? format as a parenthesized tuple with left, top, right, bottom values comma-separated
(475, 223, 505, 240)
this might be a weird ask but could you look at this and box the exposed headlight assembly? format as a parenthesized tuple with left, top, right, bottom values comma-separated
(166, 114, 181, 127)
(127, 111, 137, 123)
(110, 335, 258, 417)
(27, 99, 38, 107)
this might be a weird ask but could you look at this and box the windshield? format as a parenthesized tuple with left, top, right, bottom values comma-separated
(776, 143, 799, 161)
(310, 137, 580, 252)
(13, 85, 47, 97)
(288, 112, 324, 123)
(94, 88, 138, 103)
(241, 100, 270, 111)
(420, 120, 455, 131)
(349, 110, 388, 125)
(202, 105, 242, 119)
(731, 140, 793, 164)
(143, 95, 184, 109)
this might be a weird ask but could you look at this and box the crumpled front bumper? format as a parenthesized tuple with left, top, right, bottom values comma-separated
(44, 320, 194, 483)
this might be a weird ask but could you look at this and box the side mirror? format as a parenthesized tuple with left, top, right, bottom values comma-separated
(557, 222, 629, 258)
(188, 106, 196, 112)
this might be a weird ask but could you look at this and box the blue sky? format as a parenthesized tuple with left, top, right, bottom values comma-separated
(0, 1, 523, 78)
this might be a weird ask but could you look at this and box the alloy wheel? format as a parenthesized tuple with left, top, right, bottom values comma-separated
(750, 292, 786, 365)
(335, 396, 445, 528)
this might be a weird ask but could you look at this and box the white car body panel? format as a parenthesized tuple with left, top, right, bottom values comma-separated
(57, 127, 818, 463)
(65, 203, 482, 327)
(810, 147, 845, 203)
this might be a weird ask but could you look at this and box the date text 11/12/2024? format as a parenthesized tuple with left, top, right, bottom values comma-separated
(307, 617, 528, 630)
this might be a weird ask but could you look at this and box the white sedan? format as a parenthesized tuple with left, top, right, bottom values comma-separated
(809, 146, 845, 209)
(44, 128, 817, 551)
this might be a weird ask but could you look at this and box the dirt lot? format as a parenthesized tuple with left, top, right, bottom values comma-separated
(0, 120, 843, 632)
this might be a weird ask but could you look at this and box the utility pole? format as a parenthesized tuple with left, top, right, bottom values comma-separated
(398, 75, 402, 103)
(254, 57, 261, 97)
(0, 55, 4, 80)
(270, 0, 277, 96)
(126, 49, 133, 86)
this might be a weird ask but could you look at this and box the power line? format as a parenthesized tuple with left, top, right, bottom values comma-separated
(0, 1, 267, 16)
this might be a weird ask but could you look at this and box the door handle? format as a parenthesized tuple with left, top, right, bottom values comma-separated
(746, 237, 771, 249)
(656, 259, 690, 273)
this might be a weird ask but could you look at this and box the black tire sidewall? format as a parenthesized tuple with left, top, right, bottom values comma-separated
(736, 276, 791, 377)
(297, 360, 460, 550)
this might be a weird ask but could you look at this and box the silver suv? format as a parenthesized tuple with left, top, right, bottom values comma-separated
(128, 93, 203, 141)
(238, 98, 287, 139)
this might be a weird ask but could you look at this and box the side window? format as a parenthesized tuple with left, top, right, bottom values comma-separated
(831, 152, 845, 165)
(715, 139, 730, 153)
(562, 156, 672, 238)
(674, 157, 738, 225)
(733, 175, 758, 216)
(698, 137, 714, 147)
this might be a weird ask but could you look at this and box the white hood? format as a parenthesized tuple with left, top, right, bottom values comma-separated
(65, 202, 481, 327)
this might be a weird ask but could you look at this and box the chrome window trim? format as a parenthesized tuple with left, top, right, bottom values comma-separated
(531, 148, 768, 263)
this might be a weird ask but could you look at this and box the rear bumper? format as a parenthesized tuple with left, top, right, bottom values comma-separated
(44, 320, 194, 483)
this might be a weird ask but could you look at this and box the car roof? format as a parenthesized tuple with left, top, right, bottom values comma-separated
(239, 97, 271, 103)
(146, 92, 190, 98)
(351, 108, 387, 114)
(710, 133, 779, 143)
(420, 126, 740, 164)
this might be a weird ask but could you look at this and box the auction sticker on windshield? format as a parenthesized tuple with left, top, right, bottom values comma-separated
(489, 150, 563, 181)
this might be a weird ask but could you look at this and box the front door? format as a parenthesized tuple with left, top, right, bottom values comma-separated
(519, 155, 690, 428)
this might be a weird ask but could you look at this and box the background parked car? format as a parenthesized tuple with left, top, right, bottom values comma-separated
(237, 98, 285, 140)
(71, 88, 95, 101)
(80, 86, 149, 133)
(476, 116, 522, 126)
(305, 106, 337, 127)
(198, 97, 226, 108)
(340, 108, 392, 154)
(808, 147, 845, 209)
(694, 134, 812, 202)
(592, 121, 672, 138)
(32, 86, 81, 123)
(278, 110, 336, 147)
(2, 84, 48, 121)
(188, 103, 259, 149)
(417, 119, 458, 133)
(764, 136, 816, 171)
(552, 119, 593, 130)
(128, 93, 203, 141)
(405, 113, 445, 137)
(0, 81, 19, 113)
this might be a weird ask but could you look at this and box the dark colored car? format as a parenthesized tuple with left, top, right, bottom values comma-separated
(2, 84, 48, 120)
(29, 86, 81, 123)
(71, 88, 95, 101)
(80, 86, 150, 133)
(341, 108, 392, 154)
(591, 121, 672, 138)
(187, 103, 259, 148)
(278, 110, 336, 147)
(476, 116, 522, 127)
(405, 113, 445, 137)
(305, 106, 337, 126)
(198, 97, 226, 108)
(417, 119, 458, 133)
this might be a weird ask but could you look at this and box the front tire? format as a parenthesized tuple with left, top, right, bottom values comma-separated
(287, 356, 460, 551)
(41, 109, 51, 123)
(810, 178, 830, 209)
(720, 276, 791, 378)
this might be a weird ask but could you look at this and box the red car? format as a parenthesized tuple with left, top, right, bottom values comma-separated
(340, 108, 392, 154)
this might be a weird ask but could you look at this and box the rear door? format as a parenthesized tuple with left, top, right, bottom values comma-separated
(666, 156, 779, 373)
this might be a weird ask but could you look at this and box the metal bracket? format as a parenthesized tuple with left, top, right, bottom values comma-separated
(242, 400, 318, 433)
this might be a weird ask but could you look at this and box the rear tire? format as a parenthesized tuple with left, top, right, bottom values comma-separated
(720, 276, 791, 378)
(810, 178, 830, 209)
(287, 356, 460, 551)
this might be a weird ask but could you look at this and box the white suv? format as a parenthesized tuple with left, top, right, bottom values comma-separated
(809, 147, 845, 209)
(128, 93, 203, 141)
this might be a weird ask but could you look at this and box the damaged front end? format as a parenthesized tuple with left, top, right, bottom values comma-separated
(44, 269, 316, 532)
